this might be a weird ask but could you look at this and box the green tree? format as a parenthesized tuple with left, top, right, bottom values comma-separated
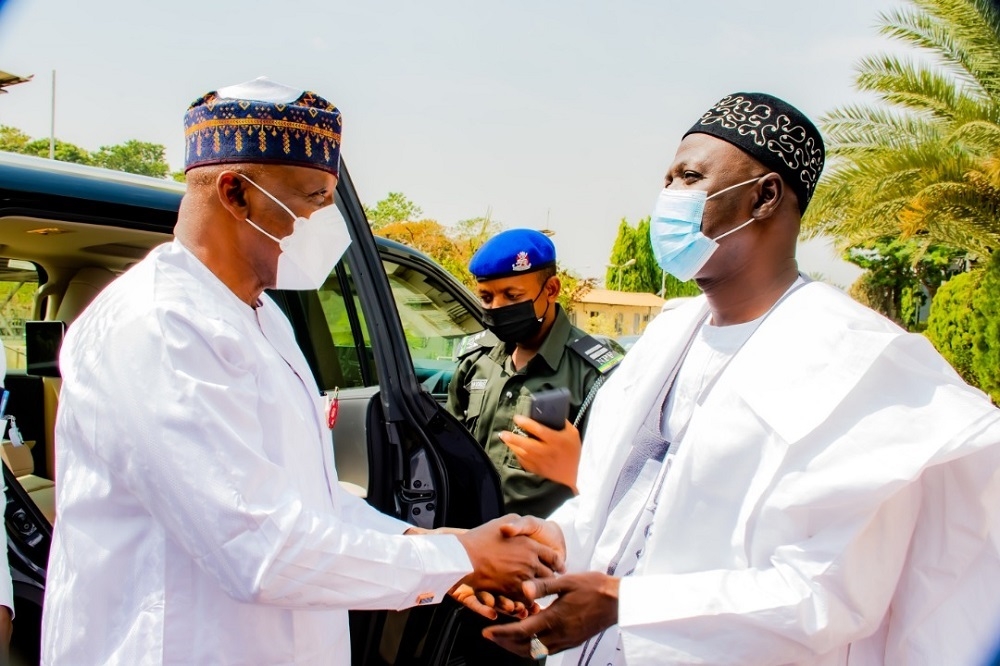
(364, 192, 423, 230)
(92, 140, 170, 178)
(803, 0, 1000, 256)
(22, 138, 92, 164)
(1, 126, 175, 176)
(606, 217, 658, 292)
(845, 238, 965, 327)
(556, 267, 596, 311)
(607, 217, 700, 297)
(451, 215, 503, 265)
(925, 270, 982, 384)
(0, 125, 31, 153)
(971, 251, 1000, 401)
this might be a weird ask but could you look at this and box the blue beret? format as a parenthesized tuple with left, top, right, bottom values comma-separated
(184, 77, 342, 176)
(469, 229, 557, 281)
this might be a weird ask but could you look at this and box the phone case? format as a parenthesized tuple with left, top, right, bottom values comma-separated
(529, 388, 570, 431)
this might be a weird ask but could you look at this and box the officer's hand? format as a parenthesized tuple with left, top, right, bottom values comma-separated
(500, 416, 581, 493)
(456, 515, 566, 601)
(449, 583, 537, 620)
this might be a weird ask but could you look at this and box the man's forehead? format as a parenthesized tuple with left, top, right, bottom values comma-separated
(670, 133, 753, 169)
(477, 273, 541, 292)
(263, 164, 338, 189)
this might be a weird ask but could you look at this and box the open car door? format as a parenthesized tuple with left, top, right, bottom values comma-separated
(271, 164, 525, 665)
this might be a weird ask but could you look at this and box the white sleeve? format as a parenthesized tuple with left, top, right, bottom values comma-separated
(336, 485, 412, 536)
(618, 483, 921, 664)
(78, 309, 470, 612)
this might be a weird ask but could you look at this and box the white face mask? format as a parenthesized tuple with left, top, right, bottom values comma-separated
(240, 175, 352, 290)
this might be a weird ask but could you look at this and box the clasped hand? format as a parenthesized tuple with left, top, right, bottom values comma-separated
(423, 515, 566, 620)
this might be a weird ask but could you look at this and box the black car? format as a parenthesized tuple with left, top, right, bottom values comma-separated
(0, 151, 526, 665)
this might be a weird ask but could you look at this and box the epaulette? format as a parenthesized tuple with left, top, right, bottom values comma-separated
(453, 329, 501, 360)
(567, 335, 625, 374)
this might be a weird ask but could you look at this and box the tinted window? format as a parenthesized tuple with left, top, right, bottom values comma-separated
(383, 259, 482, 395)
(315, 263, 377, 389)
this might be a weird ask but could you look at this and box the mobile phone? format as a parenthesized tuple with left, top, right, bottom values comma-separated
(528, 387, 570, 431)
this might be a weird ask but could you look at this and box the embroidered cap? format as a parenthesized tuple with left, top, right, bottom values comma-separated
(184, 77, 342, 176)
(684, 92, 825, 213)
(469, 228, 556, 281)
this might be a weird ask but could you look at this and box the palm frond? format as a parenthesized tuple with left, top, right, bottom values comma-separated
(947, 119, 1000, 154)
(855, 55, 988, 121)
(877, 6, 988, 93)
(821, 103, 944, 150)
(905, 0, 1000, 97)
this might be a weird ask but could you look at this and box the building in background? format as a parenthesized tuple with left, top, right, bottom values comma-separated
(569, 289, 666, 337)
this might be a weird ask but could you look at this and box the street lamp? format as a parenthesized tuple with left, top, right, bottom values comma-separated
(608, 258, 636, 291)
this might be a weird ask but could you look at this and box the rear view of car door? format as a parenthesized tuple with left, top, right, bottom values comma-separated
(271, 164, 522, 665)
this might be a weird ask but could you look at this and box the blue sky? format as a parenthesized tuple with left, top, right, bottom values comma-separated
(0, 0, 906, 286)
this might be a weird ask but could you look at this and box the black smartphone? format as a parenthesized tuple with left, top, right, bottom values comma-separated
(528, 387, 570, 431)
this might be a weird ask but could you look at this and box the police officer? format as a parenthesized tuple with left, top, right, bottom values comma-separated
(447, 229, 622, 517)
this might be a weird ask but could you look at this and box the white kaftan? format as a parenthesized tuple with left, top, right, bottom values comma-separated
(41, 241, 472, 664)
(549, 281, 1000, 665)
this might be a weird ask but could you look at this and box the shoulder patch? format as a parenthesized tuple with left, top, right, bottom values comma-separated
(568, 336, 625, 374)
(453, 329, 500, 360)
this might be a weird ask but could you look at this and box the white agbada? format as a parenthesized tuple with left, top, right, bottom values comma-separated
(41, 241, 472, 665)
(548, 281, 1000, 666)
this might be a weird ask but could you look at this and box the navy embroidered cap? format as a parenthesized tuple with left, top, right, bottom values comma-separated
(684, 92, 825, 213)
(184, 77, 342, 176)
(469, 229, 557, 281)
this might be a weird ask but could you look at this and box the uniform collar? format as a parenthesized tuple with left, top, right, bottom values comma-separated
(535, 305, 574, 370)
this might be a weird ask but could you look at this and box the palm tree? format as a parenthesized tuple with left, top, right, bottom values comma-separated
(803, 0, 1000, 257)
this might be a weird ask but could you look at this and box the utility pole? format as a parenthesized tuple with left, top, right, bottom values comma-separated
(49, 69, 56, 160)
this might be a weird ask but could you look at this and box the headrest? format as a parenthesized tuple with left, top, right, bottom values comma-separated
(56, 267, 117, 323)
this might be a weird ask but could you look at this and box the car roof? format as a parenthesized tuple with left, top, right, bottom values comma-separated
(0, 151, 186, 213)
(0, 152, 455, 278)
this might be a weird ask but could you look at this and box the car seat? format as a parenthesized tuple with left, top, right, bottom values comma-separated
(26, 266, 118, 522)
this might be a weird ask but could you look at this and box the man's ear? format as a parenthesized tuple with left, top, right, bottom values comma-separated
(546, 275, 561, 301)
(752, 173, 784, 221)
(217, 171, 250, 222)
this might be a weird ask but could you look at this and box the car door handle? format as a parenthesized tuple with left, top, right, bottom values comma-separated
(397, 487, 436, 503)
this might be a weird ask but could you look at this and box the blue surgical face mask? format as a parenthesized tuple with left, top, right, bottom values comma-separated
(649, 176, 762, 282)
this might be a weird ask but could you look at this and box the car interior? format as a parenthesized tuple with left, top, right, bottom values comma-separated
(0, 215, 167, 524)
(0, 215, 488, 525)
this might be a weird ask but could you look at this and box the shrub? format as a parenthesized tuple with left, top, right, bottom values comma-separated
(925, 271, 982, 386)
(971, 252, 1000, 403)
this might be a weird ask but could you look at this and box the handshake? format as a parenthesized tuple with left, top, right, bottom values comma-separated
(413, 514, 620, 659)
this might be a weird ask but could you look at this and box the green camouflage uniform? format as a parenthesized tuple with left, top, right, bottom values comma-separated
(447, 306, 620, 517)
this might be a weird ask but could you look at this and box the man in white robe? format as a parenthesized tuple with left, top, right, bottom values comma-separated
(485, 92, 1000, 665)
(40, 78, 561, 664)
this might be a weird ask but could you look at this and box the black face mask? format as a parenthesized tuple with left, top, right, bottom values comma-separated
(482, 282, 550, 345)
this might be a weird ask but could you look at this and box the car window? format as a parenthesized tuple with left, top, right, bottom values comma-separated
(315, 263, 378, 389)
(383, 259, 483, 395)
(0, 259, 40, 372)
